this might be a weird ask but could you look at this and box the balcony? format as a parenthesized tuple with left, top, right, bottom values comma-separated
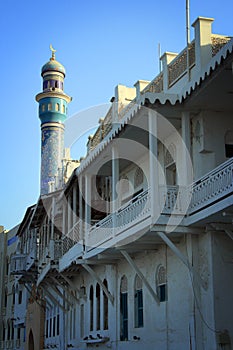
(86, 189, 151, 252)
(10, 254, 27, 275)
(189, 157, 233, 215)
(46, 158, 233, 269)
(61, 219, 83, 255)
(159, 185, 189, 215)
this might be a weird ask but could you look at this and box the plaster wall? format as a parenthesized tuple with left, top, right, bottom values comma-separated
(191, 111, 232, 180)
(59, 239, 196, 350)
(212, 233, 233, 349)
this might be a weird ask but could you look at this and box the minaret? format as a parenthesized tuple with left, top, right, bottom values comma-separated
(36, 46, 71, 195)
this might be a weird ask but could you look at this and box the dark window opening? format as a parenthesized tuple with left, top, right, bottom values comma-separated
(56, 314, 60, 336)
(96, 284, 100, 330)
(18, 291, 22, 304)
(134, 290, 143, 328)
(225, 144, 233, 158)
(103, 279, 108, 330)
(89, 286, 94, 331)
(120, 293, 128, 341)
(46, 320, 48, 338)
(158, 284, 167, 302)
(53, 316, 56, 337)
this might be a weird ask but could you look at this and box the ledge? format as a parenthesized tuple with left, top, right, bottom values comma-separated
(81, 336, 110, 344)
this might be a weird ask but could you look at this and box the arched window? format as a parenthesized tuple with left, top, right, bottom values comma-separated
(48, 103, 52, 111)
(28, 329, 34, 350)
(17, 328, 20, 341)
(7, 320, 10, 341)
(56, 313, 60, 336)
(53, 315, 56, 337)
(4, 288, 8, 308)
(11, 321, 14, 340)
(103, 279, 108, 330)
(18, 290, 22, 304)
(225, 130, 233, 158)
(62, 104, 65, 113)
(96, 283, 100, 330)
(1, 321, 6, 341)
(0, 321, 6, 341)
(55, 103, 60, 112)
(12, 285, 15, 305)
(165, 144, 177, 186)
(156, 265, 167, 302)
(89, 286, 94, 331)
(134, 167, 144, 188)
(134, 275, 143, 328)
(120, 275, 128, 341)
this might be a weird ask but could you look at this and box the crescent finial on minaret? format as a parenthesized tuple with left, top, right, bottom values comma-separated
(50, 44, 56, 60)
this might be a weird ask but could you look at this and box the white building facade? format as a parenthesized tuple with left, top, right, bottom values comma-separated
(0, 225, 28, 350)
(9, 16, 233, 350)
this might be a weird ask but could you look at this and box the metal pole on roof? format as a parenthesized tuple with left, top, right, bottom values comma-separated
(186, 0, 191, 80)
(158, 42, 162, 73)
(186, 0, 190, 45)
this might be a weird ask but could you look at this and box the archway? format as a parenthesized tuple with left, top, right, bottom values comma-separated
(28, 330, 34, 350)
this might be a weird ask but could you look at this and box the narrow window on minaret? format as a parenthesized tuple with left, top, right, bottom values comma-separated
(48, 103, 52, 111)
(56, 103, 60, 112)
(62, 105, 65, 113)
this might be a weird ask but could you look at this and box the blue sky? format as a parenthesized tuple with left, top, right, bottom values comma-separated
(0, 0, 232, 230)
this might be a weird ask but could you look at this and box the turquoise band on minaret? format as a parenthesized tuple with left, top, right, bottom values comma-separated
(36, 46, 71, 195)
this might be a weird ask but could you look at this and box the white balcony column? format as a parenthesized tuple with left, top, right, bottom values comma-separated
(62, 200, 66, 236)
(112, 145, 119, 231)
(67, 194, 72, 235)
(148, 109, 160, 223)
(73, 181, 77, 227)
(181, 111, 192, 185)
(79, 175, 83, 240)
(85, 174, 92, 234)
